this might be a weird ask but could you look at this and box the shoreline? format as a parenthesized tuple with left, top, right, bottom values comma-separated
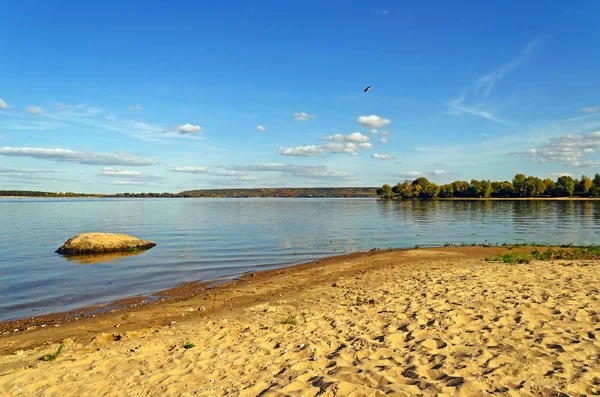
(2, 196, 600, 200)
(1, 245, 598, 396)
(0, 249, 398, 350)
(0, 242, 594, 333)
(0, 245, 545, 354)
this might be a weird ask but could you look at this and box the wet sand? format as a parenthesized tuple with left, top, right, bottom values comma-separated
(1, 246, 599, 396)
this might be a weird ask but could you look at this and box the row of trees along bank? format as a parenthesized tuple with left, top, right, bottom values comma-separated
(377, 174, 600, 199)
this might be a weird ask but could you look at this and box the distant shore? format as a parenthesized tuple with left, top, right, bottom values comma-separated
(1, 245, 598, 396)
(2, 196, 600, 200)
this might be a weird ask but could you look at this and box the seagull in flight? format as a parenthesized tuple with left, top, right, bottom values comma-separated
(364, 85, 371, 93)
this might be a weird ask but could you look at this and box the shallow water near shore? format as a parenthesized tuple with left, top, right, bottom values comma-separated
(1, 197, 599, 321)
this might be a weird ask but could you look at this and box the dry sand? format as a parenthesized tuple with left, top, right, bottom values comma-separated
(1, 247, 599, 396)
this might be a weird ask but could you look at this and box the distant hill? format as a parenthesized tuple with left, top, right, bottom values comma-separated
(0, 188, 379, 198)
(177, 187, 379, 198)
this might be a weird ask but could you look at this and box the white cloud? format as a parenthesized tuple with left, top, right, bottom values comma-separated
(446, 93, 507, 124)
(0, 147, 157, 166)
(0, 98, 9, 110)
(278, 145, 326, 156)
(476, 38, 541, 98)
(379, 137, 389, 144)
(100, 167, 142, 177)
(99, 167, 163, 182)
(228, 163, 355, 181)
(167, 166, 208, 173)
(0, 167, 64, 176)
(507, 131, 600, 167)
(257, 124, 266, 132)
(357, 115, 391, 128)
(167, 166, 249, 177)
(359, 142, 372, 150)
(323, 142, 358, 155)
(177, 123, 202, 134)
(26, 106, 44, 115)
(112, 180, 157, 186)
(294, 112, 316, 121)
(321, 132, 370, 143)
(371, 153, 396, 160)
(370, 129, 378, 134)
(212, 169, 249, 177)
(582, 106, 600, 114)
(129, 104, 143, 112)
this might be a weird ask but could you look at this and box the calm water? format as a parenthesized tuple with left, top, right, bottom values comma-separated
(1, 198, 599, 321)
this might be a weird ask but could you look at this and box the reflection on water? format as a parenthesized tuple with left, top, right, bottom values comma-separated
(62, 250, 148, 265)
(0, 198, 598, 321)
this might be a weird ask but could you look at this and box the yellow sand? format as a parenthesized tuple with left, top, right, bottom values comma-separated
(1, 248, 599, 396)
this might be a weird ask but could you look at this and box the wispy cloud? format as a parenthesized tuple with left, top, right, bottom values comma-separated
(356, 115, 391, 128)
(0, 98, 9, 110)
(371, 153, 396, 160)
(294, 112, 316, 121)
(129, 104, 143, 112)
(0, 146, 158, 166)
(168, 166, 207, 174)
(257, 124, 266, 132)
(26, 106, 44, 115)
(446, 93, 508, 124)
(0, 167, 64, 176)
(228, 163, 356, 181)
(476, 37, 541, 98)
(582, 106, 600, 114)
(445, 38, 541, 124)
(99, 167, 163, 182)
(167, 166, 249, 177)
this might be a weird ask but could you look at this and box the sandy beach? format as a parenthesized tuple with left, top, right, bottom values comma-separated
(1, 246, 599, 396)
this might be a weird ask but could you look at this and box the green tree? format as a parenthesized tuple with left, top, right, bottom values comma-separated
(377, 184, 393, 198)
(512, 174, 527, 197)
(467, 179, 483, 197)
(522, 176, 544, 197)
(439, 184, 454, 198)
(412, 177, 430, 188)
(555, 176, 575, 197)
(451, 181, 469, 197)
(593, 173, 600, 188)
(542, 178, 555, 196)
(419, 183, 440, 199)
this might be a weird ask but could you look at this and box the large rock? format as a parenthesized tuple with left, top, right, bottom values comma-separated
(56, 232, 156, 255)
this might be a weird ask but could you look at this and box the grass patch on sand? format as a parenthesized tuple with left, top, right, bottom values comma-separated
(183, 340, 196, 350)
(40, 344, 64, 361)
(280, 315, 297, 326)
(486, 246, 600, 264)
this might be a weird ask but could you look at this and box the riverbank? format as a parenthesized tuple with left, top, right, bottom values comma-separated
(1, 246, 599, 396)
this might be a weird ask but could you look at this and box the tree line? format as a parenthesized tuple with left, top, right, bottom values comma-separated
(377, 174, 600, 199)
(0, 187, 379, 198)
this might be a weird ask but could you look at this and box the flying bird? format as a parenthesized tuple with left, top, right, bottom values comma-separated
(364, 85, 371, 93)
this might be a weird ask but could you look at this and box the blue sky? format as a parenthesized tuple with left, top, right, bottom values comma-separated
(1, 0, 599, 193)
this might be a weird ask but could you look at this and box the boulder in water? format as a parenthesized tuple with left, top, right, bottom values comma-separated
(56, 232, 156, 255)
